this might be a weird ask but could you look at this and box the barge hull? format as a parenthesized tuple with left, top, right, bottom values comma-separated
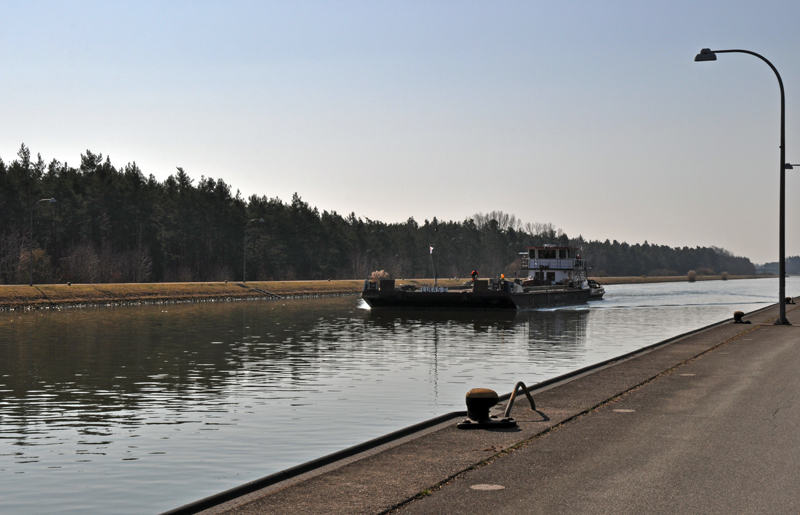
(362, 288, 589, 310)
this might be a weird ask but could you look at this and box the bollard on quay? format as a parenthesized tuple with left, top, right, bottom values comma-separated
(733, 311, 751, 324)
(457, 388, 517, 430)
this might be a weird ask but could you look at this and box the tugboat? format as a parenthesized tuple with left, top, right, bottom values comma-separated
(361, 245, 591, 310)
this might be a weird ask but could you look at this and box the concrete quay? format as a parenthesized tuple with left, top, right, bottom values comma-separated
(196, 301, 800, 515)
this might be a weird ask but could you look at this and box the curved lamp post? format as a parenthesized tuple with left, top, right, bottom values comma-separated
(243, 218, 265, 283)
(30, 198, 57, 286)
(695, 48, 791, 325)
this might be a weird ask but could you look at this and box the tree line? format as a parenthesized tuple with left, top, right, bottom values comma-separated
(0, 144, 755, 284)
(762, 256, 800, 275)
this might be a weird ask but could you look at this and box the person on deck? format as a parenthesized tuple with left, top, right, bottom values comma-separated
(471, 269, 479, 282)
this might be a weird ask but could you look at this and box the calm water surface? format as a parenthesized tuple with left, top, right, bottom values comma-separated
(1, 277, 797, 514)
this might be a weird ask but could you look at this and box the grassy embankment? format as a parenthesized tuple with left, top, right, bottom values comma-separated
(0, 275, 769, 310)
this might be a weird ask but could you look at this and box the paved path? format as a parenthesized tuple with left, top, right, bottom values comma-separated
(397, 307, 800, 514)
(203, 302, 800, 515)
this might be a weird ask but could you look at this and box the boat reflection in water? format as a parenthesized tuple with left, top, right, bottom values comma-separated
(361, 305, 523, 332)
(360, 303, 589, 350)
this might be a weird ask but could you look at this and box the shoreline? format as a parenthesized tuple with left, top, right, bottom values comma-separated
(0, 275, 771, 310)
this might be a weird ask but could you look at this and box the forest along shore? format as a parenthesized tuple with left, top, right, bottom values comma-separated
(0, 275, 769, 310)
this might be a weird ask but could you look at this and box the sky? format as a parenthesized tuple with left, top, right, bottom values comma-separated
(3, 1, 800, 263)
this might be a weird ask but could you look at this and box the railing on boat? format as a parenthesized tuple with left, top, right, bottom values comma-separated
(520, 257, 585, 270)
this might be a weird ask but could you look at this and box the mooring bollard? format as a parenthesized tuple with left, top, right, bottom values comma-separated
(458, 388, 516, 429)
(733, 311, 751, 324)
(464, 388, 497, 422)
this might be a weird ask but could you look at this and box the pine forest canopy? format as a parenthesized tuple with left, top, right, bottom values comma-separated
(0, 144, 756, 285)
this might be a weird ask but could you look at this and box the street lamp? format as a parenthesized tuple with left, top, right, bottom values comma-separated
(30, 198, 57, 286)
(695, 48, 791, 325)
(243, 218, 265, 283)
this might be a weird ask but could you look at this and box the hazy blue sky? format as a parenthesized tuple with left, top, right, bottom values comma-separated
(3, 0, 800, 263)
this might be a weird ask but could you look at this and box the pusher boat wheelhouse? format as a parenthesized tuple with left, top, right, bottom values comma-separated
(519, 246, 588, 289)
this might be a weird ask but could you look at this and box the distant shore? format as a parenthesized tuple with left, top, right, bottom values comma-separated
(0, 275, 772, 310)
(594, 274, 769, 285)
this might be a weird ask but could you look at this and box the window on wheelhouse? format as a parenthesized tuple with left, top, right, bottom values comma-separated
(539, 249, 556, 259)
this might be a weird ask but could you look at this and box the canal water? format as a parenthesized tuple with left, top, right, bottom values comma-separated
(1, 277, 797, 514)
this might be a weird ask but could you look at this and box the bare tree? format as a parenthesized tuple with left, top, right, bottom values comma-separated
(63, 244, 100, 283)
(472, 211, 522, 231)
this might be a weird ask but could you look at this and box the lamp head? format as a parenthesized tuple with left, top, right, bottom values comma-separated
(49, 198, 57, 203)
(695, 48, 717, 62)
(786, 163, 796, 170)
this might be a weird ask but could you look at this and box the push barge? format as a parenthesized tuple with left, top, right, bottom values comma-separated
(362, 245, 591, 310)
